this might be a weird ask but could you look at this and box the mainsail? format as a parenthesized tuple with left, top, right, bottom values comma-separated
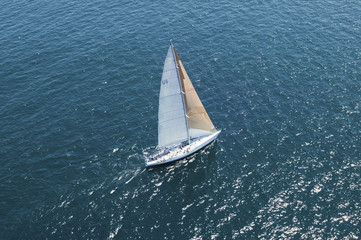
(158, 45, 189, 148)
(158, 43, 216, 149)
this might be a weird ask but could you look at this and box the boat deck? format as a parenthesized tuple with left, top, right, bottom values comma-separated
(145, 131, 220, 166)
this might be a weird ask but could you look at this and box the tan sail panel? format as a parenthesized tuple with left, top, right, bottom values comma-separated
(173, 47, 217, 135)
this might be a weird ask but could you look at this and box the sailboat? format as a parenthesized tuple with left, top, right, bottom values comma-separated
(145, 41, 221, 167)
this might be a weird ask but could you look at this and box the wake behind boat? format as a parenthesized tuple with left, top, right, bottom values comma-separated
(145, 41, 220, 167)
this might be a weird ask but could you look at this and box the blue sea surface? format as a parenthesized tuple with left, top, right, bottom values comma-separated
(1, 0, 360, 239)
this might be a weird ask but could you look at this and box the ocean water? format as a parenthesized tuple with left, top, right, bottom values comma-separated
(1, 0, 360, 239)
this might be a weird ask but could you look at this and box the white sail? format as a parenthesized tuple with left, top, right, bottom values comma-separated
(158, 45, 189, 148)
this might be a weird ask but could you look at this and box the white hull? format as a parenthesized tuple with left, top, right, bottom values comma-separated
(145, 131, 221, 167)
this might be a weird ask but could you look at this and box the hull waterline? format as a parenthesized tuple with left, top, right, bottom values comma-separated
(145, 131, 221, 167)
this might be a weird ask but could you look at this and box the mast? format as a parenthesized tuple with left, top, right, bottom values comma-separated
(170, 41, 190, 144)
